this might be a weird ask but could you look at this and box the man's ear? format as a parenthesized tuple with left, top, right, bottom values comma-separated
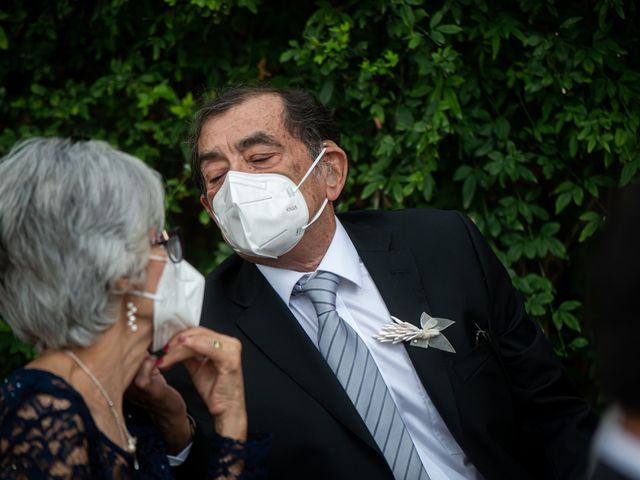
(200, 194, 217, 223)
(323, 142, 348, 202)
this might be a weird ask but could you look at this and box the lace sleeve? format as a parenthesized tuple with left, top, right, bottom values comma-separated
(207, 432, 270, 480)
(0, 391, 93, 479)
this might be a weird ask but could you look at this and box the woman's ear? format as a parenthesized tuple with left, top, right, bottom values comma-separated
(114, 277, 131, 292)
(323, 142, 348, 201)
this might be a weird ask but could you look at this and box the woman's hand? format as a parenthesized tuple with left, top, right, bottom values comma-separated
(127, 352, 192, 454)
(158, 327, 247, 441)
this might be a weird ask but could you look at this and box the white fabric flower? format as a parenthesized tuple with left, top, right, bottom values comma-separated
(375, 312, 456, 353)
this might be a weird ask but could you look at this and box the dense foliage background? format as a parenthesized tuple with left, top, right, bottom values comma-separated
(1, 0, 638, 403)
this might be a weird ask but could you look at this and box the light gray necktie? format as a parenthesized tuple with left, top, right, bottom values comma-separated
(294, 271, 429, 480)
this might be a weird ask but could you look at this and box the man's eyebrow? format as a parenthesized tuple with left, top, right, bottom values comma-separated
(197, 148, 223, 165)
(236, 132, 283, 152)
(197, 132, 282, 164)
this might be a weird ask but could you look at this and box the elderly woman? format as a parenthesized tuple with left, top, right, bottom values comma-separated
(0, 138, 267, 479)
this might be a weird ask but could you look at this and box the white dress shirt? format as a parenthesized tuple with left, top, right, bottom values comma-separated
(591, 407, 640, 479)
(257, 218, 483, 480)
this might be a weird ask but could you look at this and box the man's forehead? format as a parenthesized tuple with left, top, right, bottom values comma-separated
(198, 95, 288, 151)
(201, 94, 285, 138)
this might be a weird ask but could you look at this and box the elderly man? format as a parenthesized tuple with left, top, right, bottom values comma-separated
(172, 86, 595, 479)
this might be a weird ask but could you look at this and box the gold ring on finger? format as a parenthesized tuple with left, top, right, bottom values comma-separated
(212, 339, 222, 349)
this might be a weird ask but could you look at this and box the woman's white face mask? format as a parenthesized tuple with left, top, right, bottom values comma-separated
(132, 255, 205, 352)
(210, 147, 329, 259)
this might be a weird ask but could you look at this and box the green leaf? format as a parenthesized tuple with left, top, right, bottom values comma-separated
(559, 300, 582, 311)
(395, 105, 414, 129)
(462, 175, 477, 209)
(399, 5, 415, 28)
(392, 182, 404, 204)
(541, 222, 560, 236)
(429, 10, 444, 29)
(0, 26, 7, 50)
(563, 313, 582, 332)
(279, 50, 294, 63)
(523, 241, 537, 259)
(408, 33, 422, 49)
(569, 337, 589, 350)
(437, 24, 463, 34)
(620, 160, 639, 186)
(494, 117, 510, 140)
(583, 58, 594, 74)
(361, 182, 380, 199)
(443, 88, 462, 118)
(552, 311, 563, 331)
(453, 165, 472, 181)
(491, 36, 500, 60)
(422, 173, 435, 201)
(560, 17, 583, 29)
(318, 80, 334, 104)
(198, 209, 211, 225)
(475, 140, 494, 157)
(30, 84, 46, 95)
(431, 30, 445, 44)
(555, 192, 572, 214)
(572, 186, 584, 206)
(578, 221, 600, 242)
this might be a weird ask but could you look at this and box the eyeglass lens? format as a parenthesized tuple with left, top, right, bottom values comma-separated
(166, 234, 183, 262)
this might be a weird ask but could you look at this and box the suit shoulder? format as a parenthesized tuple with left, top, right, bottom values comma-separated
(339, 208, 468, 234)
(207, 252, 243, 280)
(204, 253, 246, 301)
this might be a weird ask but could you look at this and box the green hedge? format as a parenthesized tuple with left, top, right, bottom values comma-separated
(1, 0, 638, 397)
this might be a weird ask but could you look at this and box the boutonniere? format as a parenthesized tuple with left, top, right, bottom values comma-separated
(374, 312, 456, 353)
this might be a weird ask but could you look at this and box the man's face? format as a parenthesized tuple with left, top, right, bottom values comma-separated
(197, 94, 325, 217)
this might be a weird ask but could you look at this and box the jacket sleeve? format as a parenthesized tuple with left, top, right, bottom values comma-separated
(455, 211, 597, 479)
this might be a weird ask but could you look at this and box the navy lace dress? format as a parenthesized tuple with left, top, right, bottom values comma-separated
(0, 369, 269, 479)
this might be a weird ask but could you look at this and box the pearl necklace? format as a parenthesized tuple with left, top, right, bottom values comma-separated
(64, 350, 139, 468)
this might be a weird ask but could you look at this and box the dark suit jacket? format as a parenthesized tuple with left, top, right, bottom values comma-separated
(171, 209, 596, 479)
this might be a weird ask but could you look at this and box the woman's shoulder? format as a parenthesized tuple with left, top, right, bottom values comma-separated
(0, 369, 98, 478)
(1, 368, 88, 427)
(1, 368, 91, 440)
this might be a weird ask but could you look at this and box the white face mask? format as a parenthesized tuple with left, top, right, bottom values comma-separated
(210, 147, 329, 259)
(133, 255, 205, 352)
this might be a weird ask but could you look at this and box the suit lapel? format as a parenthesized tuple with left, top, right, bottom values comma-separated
(230, 261, 381, 455)
(343, 219, 464, 442)
(228, 215, 466, 455)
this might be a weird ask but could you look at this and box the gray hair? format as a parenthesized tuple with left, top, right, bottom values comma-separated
(189, 86, 341, 194)
(0, 138, 165, 350)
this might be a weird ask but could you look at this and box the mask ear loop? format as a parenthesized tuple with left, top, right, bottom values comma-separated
(130, 290, 160, 301)
(294, 145, 330, 232)
(127, 253, 168, 300)
(293, 146, 328, 193)
(301, 198, 329, 231)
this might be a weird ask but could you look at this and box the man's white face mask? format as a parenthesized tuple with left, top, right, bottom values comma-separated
(210, 146, 329, 259)
(132, 255, 205, 352)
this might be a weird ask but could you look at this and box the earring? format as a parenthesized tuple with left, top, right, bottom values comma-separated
(126, 301, 138, 332)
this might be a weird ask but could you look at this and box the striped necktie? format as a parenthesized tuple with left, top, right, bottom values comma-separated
(294, 270, 429, 480)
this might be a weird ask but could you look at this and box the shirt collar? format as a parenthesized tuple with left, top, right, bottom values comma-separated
(256, 218, 362, 305)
